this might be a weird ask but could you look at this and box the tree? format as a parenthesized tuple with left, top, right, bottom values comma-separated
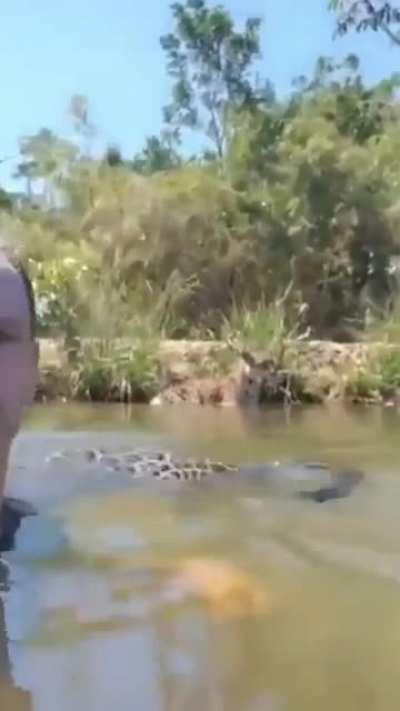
(0, 188, 12, 212)
(103, 145, 124, 167)
(329, 1, 400, 45)
(131, 135, 181, 173)
(291, 54, 400, 144)
(14, 129, 78, 204)
(160, 0, 266, 157)
(223, 51, 400, 335)
(68, 94, 97, 156)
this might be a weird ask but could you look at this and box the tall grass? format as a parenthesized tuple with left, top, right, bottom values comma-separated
(364, 300, 400, 345)
(221, 300, 286, 353)
(345, 346, 400, 402)
(221, 288, 308, 361)
(69, 337, 161, 402)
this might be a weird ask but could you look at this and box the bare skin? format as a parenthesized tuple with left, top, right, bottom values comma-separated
(0, 251, 38, 510)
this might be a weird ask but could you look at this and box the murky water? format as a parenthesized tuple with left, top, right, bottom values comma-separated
(2, 402, 400, 710)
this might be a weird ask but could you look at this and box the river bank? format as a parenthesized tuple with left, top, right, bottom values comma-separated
(35, 338, 400, 407)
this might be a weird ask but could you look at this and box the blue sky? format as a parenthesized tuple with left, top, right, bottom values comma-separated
(1, 0, 398, 188)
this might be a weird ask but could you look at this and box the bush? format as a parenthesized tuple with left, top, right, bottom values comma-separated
(70, 339, 162, 403)
(345, 347, 400, 401)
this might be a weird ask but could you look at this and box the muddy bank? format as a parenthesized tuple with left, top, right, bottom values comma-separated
(35, 338, 400, 406)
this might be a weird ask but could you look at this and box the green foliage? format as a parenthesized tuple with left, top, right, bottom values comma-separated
(345, 366, 382, 400)
(330, 1, 400, 46)
(377, 349, 400, 392)
(104, 145, 124, 167)
(346, 347, 400, 401)
(4, 6, 400, 349)
(8, 53, 400, 342)
(224, 55, 400, 337)
(14, 128, 78, 204)
(221, 290, 309, 359)
(68, 94, 97, 156)
(364, 300, 400, 344)
(29, 256, 88, 338)
(4, 1, 400, 403)
(160, 0, 265, 155)
(70, 338, 161, 403)
(0, 188, 12, 212)
(131, 136, 181, 174)
(221, 301, 288, 353)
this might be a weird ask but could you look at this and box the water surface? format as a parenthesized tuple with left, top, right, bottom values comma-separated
(2, 402, 400, 711)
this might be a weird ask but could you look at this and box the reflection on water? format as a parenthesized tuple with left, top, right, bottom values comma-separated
(2, 403, 400, 710)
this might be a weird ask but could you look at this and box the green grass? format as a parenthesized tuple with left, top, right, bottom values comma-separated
(69, 337, 162, 403)
(345, 347, 400, 401)
(365, 301, 400, 345)
(221, 300, 288, 355)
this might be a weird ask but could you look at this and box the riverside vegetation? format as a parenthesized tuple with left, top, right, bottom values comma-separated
(5, 0, 400, 406)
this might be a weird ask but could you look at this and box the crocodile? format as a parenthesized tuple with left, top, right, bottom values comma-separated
(48, 447, 239, 481)
(0, 450, 365, 552)
(46, 447, 365, 501)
